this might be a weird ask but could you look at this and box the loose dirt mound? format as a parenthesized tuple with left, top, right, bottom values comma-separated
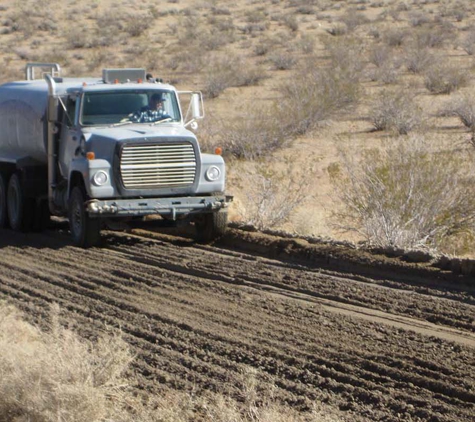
(0, 226, 474, 421)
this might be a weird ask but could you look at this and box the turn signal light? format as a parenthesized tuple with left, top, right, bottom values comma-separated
(215, 147, 223, 155)
(86, 152, 96, 160)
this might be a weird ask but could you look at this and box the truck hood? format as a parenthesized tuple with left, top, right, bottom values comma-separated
(83, 124, 196, 141)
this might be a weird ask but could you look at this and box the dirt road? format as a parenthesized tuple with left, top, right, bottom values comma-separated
(0, 225, 474, 421)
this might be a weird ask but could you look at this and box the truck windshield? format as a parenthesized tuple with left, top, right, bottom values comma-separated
(80, 90, 181, 126)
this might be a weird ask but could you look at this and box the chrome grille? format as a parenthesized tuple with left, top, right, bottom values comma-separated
(120, 143, 196, 188)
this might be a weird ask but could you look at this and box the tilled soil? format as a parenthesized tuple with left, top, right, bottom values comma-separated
(0, 225, 474, 422)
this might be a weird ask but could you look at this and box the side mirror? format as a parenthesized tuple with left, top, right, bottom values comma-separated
(191, 92, 204, 120)
(47, 97, 59, 122)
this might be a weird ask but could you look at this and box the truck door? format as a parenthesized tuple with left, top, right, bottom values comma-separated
(58, 95, 80, 179)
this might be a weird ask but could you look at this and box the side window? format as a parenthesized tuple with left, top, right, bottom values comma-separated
(65, 96, 76, 127)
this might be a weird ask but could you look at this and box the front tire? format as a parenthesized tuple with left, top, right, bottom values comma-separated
(195, 209, 228, 242)
(7, 173, 33, 232)
(69, 186, 101, 248)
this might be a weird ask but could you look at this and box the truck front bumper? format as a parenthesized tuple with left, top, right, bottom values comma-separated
(85, 195, 232, 219)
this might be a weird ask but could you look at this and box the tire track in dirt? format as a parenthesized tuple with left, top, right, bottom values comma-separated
(0, 228, 474, 421)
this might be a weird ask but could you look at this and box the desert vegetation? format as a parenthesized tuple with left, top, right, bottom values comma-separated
(1, 0, 475, 254)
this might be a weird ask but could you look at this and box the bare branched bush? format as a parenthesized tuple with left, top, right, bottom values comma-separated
(460, 28, 475, 55)
(339, 8, 370, 31)
(326, 23, 348, 36)
(296, 33, 316, 54)
(383, 28, 407, 46)
(201, 104, 287, 160)
(204, 54, 265, 98)
(369, 44, 393, 68)
(441, 93, 475, 131)
(269, 52, 297, 70)
(404, 45, 436, 73)
(234, 157, 313, 230)
(331, 136, 475, 251)
(413, 24, 455, 49)
(409, 11, 431, 27)
(367, 63, 399, 84)
(369, 89, 422, 134)
(424, 63, 467, 94)
(282, 15, 299, 32)
(277, 47, 362, 136)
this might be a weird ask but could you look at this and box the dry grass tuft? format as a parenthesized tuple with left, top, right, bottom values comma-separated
(0, 302, 133, 422)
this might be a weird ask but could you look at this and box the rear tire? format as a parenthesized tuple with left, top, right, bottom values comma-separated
(195, 209, 228, 242)
(69, 186, 101, 248)
(7, 173, 33, 232)
(0, 173, 7, 228)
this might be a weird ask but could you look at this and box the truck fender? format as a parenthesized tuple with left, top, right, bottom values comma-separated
(68, 158, 89, 199)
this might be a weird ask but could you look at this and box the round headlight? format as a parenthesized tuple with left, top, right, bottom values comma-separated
(93, 171, 108, 186)
(205, 166, 221, 181)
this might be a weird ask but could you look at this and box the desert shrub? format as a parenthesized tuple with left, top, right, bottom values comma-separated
(269, 52, 297, 70)
(441, 93, 475, 131)
(282, 14, 299, 32)
(339, 8, 370, 31)
(277, 49, 362, 136)
(367, 63, 399, 84)
(460, 28, 475, 55)
(296, 33, 316, 54)
(368, 44, 400, 83)
(204, 54, 265, 98)
(123, 14, 153, 37)
(408, 11, 431, 27)
(413, 24, 455, 49)
(424, 63, 467, 94)
(370, 89, 422, 134)
(325, 35, 366, 77)
(331, 136, 475, 251)
(245, 9, 268, 24)
(177, 16, 201, 44)
(201, 103, 287, 160)
(383, 28, 407, 46)
(369, 44, 393, 68)
(326, 22, 348, 36)
(233, 158, 312, 230)
(404, 45, 436, 73)
(65, 26, 94, 49)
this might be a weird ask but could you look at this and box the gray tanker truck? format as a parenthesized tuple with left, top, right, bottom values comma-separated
(0, 63, 230, 247)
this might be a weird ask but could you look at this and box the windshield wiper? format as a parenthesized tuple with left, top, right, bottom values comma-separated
(109, 119, 136, 128)
(150, 117, 173, 126)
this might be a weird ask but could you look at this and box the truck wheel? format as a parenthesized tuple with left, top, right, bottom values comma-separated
(7, 173, 33, 232)
(195, 209, 228, 242)
(69, 186, 101, 248)
(0, 173, 7, 228)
